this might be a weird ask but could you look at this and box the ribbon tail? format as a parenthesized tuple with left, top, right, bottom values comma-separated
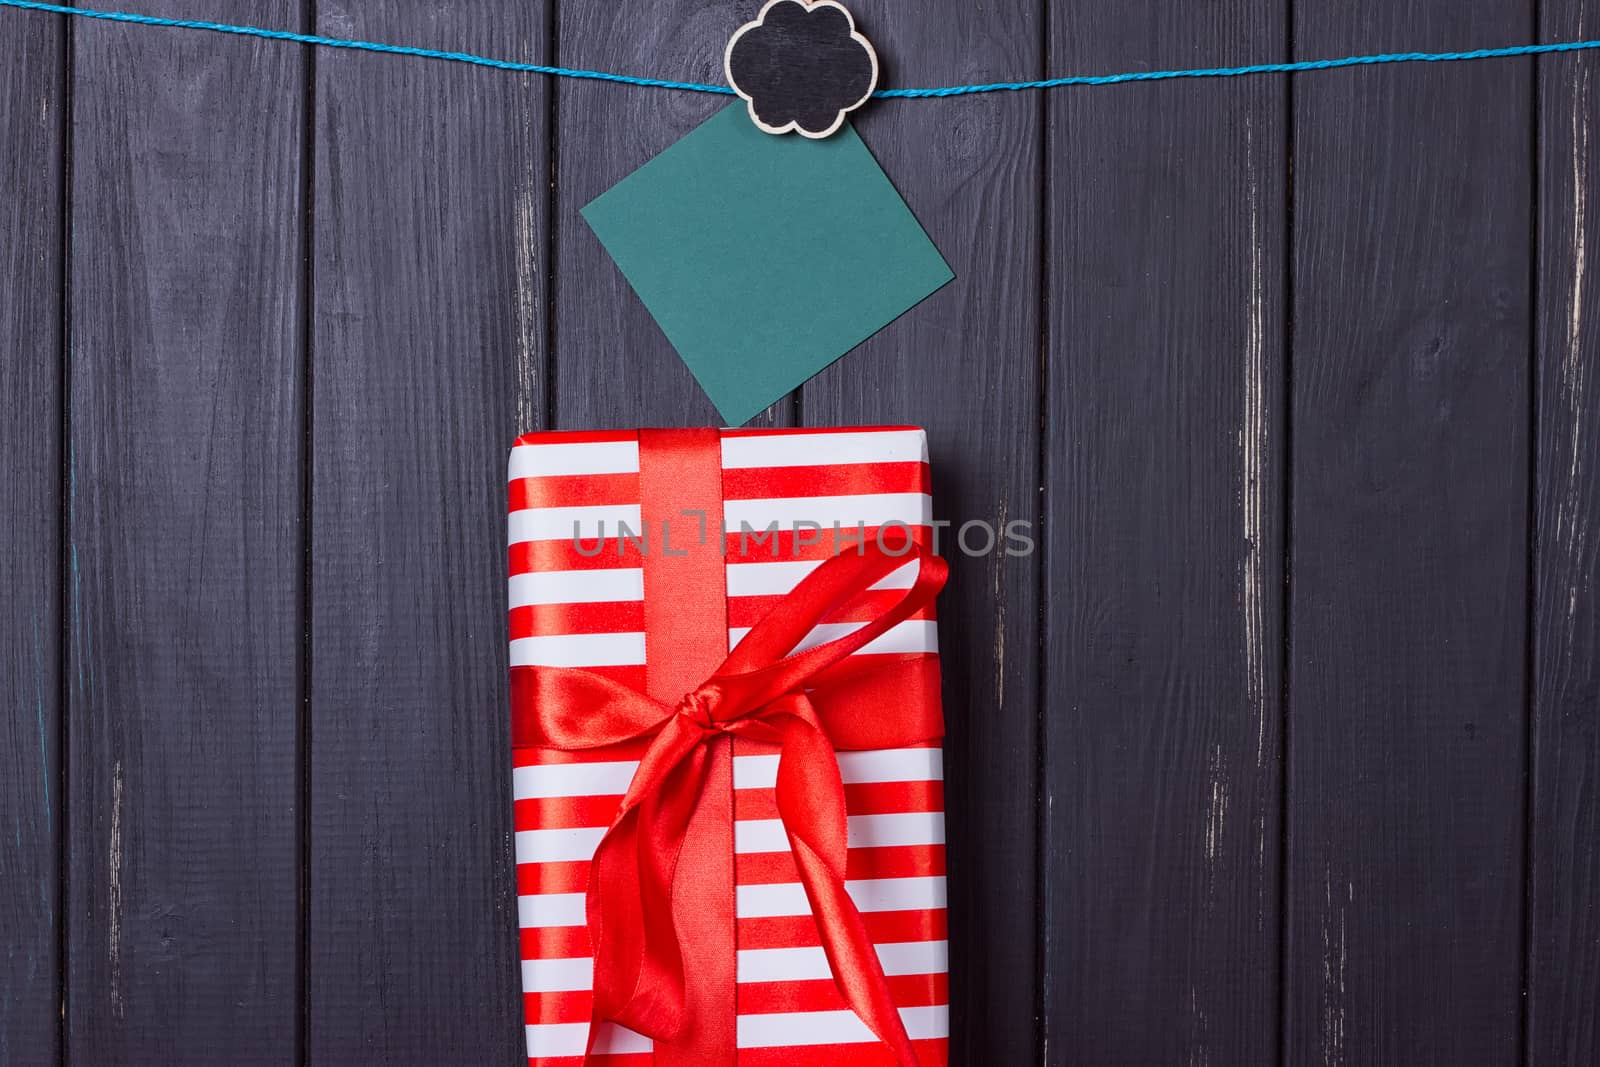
(626, 745, 708, 1035)
(585, 717, 711, 1060)
(792, 839, 923, 1066)
(771, 709, 922, 1066)
(586, 806, 659, 1059)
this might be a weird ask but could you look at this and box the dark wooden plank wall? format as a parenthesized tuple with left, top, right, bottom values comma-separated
(1530, 0, 1600, 1063)
(64, 0, 305, 1060)
(0, 11, 62, 1065)
(1287, 1, 1534, 1062)
(2, 0, 1599, 1064)
(1043, 1, 1286, 1062)
(307, 1, 546, 1061)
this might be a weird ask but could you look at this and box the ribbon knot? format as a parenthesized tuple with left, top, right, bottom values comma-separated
(512, 542, 948, 1066)
(673, 686, 721, 731)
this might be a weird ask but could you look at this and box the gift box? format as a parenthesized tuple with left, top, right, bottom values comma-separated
(508, 426, 949, 1067)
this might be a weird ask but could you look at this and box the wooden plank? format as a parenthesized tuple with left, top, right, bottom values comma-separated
(553, 3, 789, 428)
(1528, 2, 1600, 1063)
(64, 1, 304, 1060)
(1285, 4, 1533, 1063)
(1040, 3, 1288, 1062)
(798, 2, 1042, 1061)
(307, 3, 548, 1061)
(0, 9, 63, 1063)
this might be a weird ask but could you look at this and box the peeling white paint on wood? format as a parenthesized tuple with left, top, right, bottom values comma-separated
(1205, 742, 1230, 865)
(1240, 110, 1274, 921)
(108, 759, 124, 1018)
(1241, 110, 1270, 774)
(1319, 866, 1349, 1067)
(513, 171, 543, 435)
(1557, 62, 1592, 659)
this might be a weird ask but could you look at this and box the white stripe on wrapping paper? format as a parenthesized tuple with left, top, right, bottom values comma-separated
(839, 875, 947, 914)
(734, 813, 945, 854)
(511, 619, 936, 668)
(515, 748, 940, 801)
(523, 878, 944, 927)
(514, 759, 638, 800)
(736, 1005, 948, 1048)
(509, 439, 639, 480)
(736, 877, 946, 919)
(516, 826, 609, 864)
(737, 940, 948, 984)
(728, 619, 939, 657)
(723, 493, 931, 532)
(525, 1021, 651, 1059)
(518, 892, 587, 928)
(515, 814, 941, 867)
(509, 559, 918, 608)
(521, 956, 593, 993)
(509, 568, 643, 607)
(509, 503, 643, 545)
(518, 940, 946, 995)
(511, 631, 647, 668)
(834, 747, 943, 785)
(731, 747, 943, 790)
(721, 430, 927, 470)
(510, 495, 929, 548)
(725, 558, 919, 598)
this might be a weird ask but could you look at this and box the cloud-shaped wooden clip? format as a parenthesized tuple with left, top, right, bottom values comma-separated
(724, 0, 879, 140)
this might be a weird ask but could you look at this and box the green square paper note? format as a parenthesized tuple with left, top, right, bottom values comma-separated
(581, 104, 953, 425)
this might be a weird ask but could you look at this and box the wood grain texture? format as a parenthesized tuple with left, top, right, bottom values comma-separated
(1041, 3, 1288, 1062)
(799, 2, 1043, 1061)
(553, 0, 791, 429)
(1286, 3, 1534, 1064)
(0, 11, 62, 1064)
(1529, 2, 1600, 1063)
(307, 1, 547, 1060)
(65, 1, 304, 1060)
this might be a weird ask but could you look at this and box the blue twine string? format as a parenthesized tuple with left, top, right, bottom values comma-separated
(877, 40, 1600, 96)
(4, 0, 1600, 98)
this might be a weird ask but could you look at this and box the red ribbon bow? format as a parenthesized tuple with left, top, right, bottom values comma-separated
(512, 542, 947, 1066)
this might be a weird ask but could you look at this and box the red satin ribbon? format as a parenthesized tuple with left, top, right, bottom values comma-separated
(511, 541, 947, 1066)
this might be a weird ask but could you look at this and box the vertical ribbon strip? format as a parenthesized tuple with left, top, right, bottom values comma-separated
(637, 429, 734, 1066)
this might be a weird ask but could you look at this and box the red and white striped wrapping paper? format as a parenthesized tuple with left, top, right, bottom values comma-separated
(508, 427, 948, 1066)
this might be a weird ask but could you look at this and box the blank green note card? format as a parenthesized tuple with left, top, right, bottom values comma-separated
(581, 104, 953, 425)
